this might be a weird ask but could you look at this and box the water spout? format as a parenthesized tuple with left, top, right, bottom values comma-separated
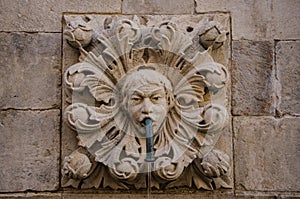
(144, 118, 154, 199)
(144, 118, 155, 162)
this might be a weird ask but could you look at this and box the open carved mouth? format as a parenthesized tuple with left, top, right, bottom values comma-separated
(140, 117, 152, 127)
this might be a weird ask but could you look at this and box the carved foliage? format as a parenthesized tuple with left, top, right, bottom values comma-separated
(62, 15, 231, 190)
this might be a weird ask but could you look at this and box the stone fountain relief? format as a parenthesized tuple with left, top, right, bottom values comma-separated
(62, 14, 232, 190)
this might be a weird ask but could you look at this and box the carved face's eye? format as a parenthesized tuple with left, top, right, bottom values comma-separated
(130, 95, 142, 104)
(151, 95, 162, 103)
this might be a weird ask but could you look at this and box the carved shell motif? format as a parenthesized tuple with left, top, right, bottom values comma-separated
(62, 15, 232, 190)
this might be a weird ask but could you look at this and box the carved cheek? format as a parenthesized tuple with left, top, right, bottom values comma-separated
(153, 103, 168, 121)
(128, 104, 143, 122)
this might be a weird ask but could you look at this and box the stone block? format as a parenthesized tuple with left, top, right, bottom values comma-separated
(236, 195, 279, 199)
(234, 116, 300, 191)
(279, 193, 300, 199)
(0, 110, 60, 192)
(276, 41, 300, 115)
(195, 0, 273, 40)
(237, 193, 300, 199)
(273, 0, 300, 39)
(62, 192, 235, 199)
(122, 0, 194, 14)
(0, 0, 121, 32)
(232, 41, 274, 116)
(0, 193, 61, 199)
(0, 33, 61, 109)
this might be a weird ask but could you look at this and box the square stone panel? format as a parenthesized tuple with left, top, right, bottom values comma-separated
(61, 14, 232, 191)
(0, 33, 61, 110)
(0, 110, 60, 192)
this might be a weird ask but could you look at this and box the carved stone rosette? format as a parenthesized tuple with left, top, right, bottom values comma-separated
(62, 15, 232, 190)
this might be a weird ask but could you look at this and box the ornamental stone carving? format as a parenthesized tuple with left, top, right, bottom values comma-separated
(62, 15, 232, 190)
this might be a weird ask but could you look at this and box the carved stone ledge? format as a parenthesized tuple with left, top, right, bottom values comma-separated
(62, 14, 232, 190)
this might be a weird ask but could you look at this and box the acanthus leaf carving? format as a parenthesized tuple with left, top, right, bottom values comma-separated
(62, 15, 232, 190)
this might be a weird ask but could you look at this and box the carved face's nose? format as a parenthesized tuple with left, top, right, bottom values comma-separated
(141, 98, 153, 114)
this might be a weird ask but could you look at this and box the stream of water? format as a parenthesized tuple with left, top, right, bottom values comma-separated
(147, 162, 152, 199)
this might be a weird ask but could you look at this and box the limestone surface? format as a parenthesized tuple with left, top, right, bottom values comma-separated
(273, 0, 300, 39)
(122, 0, 194, 14)
(0, 110, 60, 192)
(0, 0, 299, 198)
(61, 14, 231, 190)
(0, 33, 61, 109)
(195, 0, 273, 40)
(0, 194, 61, 199)
(0, 0, 121, 32)
(232, 41, 274, 116)
(234, 116, 300, 191)
(276, 41, 300, 116)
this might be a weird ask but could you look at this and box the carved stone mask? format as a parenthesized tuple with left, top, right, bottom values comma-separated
(120, 68, 172, 136)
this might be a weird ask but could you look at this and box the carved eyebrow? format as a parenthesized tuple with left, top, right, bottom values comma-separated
(131, 90, 144, 96)
(131, 88, 165, 97)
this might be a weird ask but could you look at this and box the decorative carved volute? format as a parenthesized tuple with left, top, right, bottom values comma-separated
(62, 15, 232, 190)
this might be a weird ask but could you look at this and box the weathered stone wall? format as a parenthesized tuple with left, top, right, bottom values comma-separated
(0, 0, 299, 198)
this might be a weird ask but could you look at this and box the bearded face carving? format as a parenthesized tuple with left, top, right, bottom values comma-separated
(62, 15, 232, 190)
